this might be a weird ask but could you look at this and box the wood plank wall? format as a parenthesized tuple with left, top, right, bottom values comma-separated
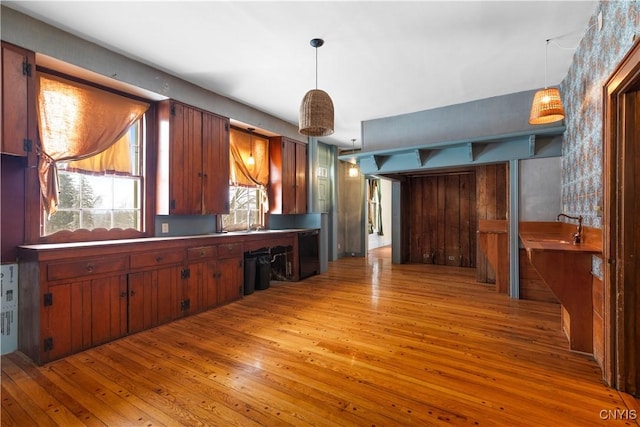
(407, 172, 477, 267)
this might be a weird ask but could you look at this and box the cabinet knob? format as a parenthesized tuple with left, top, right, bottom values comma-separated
(86, 263, 95, 272)
(155, 256, 163, 263)
(120, 291, 127, 298)
(130, 290, 136, 297)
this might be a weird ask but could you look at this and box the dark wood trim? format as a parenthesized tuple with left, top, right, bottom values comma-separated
(603, 37, 640, 394)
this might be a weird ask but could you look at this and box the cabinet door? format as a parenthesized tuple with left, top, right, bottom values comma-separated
(90, 275, 128, 346)
(1, 43, 33, 156)
(45, 281, 91, 362)
(269, 137, 307, 214)
(168, 102, 203, 215)
(294, 142, 307, 214)
(201, 261, 219, 310)
(202, 112, 230, 214)
(217, 257, 243, 305)
(128, 271, 157, 334)
(183, 263, 204, 316)
(45, 275, 127, 362)
(281, 139, 297, 214)
(128, 266, 182, 332)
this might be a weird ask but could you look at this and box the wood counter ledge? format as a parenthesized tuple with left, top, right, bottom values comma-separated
(519, 221, 602, 354)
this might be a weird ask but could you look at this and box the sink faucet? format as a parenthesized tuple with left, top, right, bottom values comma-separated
(556, 213, 583, 244)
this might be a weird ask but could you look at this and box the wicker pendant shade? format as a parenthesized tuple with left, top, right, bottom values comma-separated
(299, 38, 334, 137)
(529, 39, 565, 125)
(529, 87, 565, 124)
(299, 89, 334, 136)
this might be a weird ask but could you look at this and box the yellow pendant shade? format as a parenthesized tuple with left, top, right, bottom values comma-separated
(529, 87, 565, 125)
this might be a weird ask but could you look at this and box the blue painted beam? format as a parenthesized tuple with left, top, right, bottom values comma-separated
(348, 135, 562, 176)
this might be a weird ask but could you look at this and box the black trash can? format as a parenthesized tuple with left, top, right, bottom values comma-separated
(256, 254, 271, 290)
(243, 255, 257, 295)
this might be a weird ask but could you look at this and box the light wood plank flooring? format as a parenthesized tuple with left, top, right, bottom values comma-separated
(2, 247, 639, 426)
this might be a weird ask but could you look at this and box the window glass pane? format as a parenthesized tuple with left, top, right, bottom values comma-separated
(113, 179, 139, 209)
(83, 210, 110, 229)
(113, 210, 139, 230)
(81, 175, 110, 209)
(44, 211, 80, 234)
(56, 173, 80, 209)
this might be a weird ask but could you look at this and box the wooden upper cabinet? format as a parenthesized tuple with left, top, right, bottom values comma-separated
(1, 42, 35, 157)
(157, 100, 230, 215)
(202, 111, 230, 214)
(269, 136, 307, 214)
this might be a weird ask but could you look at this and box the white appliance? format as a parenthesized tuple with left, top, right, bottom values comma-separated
(1, 263, 18, 355)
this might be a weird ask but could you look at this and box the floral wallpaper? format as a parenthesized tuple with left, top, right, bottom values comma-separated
(559, 1, 639, 278)
(560, 0, 639, 229)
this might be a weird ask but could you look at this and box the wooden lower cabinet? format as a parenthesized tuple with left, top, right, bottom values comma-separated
(45, 275, 128, 361)
(18, 231, 300, 365)
(128, 266, 182, 334)
(186, 242, 243, 311)
(217, 256, 243, 305)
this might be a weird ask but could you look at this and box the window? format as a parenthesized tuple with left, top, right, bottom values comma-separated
(43, 121, 144, 235)
(222, 185, 262, 232)
(31, 69, 153, 243)
(220, 128, 269, 231)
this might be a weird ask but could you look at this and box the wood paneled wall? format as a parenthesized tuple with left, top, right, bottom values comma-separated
(407, 172, 476, 267)
(404, 164, 508, 272)
(1, 155, 26, 262)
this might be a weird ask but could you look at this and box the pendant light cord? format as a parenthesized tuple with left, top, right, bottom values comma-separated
(315, 46, 319, 89)
(544, 39, 549, 89)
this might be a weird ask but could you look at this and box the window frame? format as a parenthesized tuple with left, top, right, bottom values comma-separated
(26, 67, 157, 244)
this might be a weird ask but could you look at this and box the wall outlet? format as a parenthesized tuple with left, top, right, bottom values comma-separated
(161, 223, 169, 233)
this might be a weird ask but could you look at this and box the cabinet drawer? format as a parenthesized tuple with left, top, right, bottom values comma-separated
(218, 243, 242, 258)
(130, 250, 184, 269)
(47, 256, 129, 281)
(187, 245, 218, 261)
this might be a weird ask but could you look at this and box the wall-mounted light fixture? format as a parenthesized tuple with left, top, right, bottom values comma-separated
(348, 139, 359, 177)
(529, 39, 565, 125)
(247, 127, 255, 166)
(299, 38, 334, 137)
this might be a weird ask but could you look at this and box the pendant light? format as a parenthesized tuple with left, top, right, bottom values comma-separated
(529, 39, 565, 125)
(299, 38, 334, 137)
(246, 128, 255, 166)
(348, 139, 359, 177)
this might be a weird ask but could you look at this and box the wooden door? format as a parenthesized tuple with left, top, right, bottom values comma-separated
(202, 112, 230, 214)
(1, 43, 32, 156)
(217, 257, 243, 305)
(622, 89, 639, 393)
(476, 164, 508, 283)
(294, 141, 307, 214)
(604, 38, 640, 392)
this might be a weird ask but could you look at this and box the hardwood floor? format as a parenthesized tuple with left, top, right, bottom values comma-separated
(2, 246, 639, 426)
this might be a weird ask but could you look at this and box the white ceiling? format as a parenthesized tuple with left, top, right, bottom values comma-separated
(5, 1, 598, 148)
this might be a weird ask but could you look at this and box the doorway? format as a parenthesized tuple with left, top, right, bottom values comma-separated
(604, 38, 640, 395)
(367, 178, 392, 251)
